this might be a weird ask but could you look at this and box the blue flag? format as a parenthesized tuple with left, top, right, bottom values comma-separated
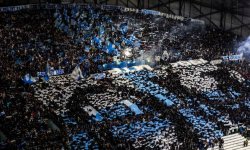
(43, 61, 50, 81)
(99, 26, 105, 35)
(120, 23, 128, 34)
(85, 46, 90, 53)
(22, 74, 37, 84)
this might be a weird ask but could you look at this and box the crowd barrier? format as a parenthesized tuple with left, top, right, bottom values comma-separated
(0, 3, 187, 21)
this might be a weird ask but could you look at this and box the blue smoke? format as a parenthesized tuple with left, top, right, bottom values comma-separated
(237, 36, 250, 60)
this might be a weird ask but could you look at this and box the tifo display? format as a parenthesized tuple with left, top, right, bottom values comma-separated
(0, 3, 250, 150)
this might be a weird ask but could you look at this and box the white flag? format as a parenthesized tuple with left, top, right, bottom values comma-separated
(71, 65, 83, 80)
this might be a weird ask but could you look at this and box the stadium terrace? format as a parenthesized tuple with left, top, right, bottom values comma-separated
(0, 2, 250, 150)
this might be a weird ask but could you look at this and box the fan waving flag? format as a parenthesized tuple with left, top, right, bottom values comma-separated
(99, 26, 105, 35)
(71, 65, 84, 80)
(119, 23, 128, 34)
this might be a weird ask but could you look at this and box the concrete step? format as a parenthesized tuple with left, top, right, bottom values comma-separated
(237, 146, 250, 150)
(223, 137, 245, 146)
(224, 136, 245, 142)
(207, 133, 247, 150)
(223, 141, 245, 150)
(208, 144, 245, 150)
(222, 133, 241, 140)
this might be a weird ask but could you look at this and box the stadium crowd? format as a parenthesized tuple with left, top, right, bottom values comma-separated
(0, 4, 250, 150)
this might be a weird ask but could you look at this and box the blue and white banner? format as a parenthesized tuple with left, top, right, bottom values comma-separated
(121, 100, 143, 115)
(37, 72, 46, 77)
(141, 9, 160, 16)
(108, 65, 152, 75)
(93, 73, 106, 80)
(221, 54, 243, 61)
(50, 69, 65, 76)
(0, 4, 184, 21)
(22, 74, 38, 84)
(37, 69, 64, 77)
(0, 5, 31, 12)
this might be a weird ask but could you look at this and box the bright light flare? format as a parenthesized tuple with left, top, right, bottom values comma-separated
(124, 48, 132, 57)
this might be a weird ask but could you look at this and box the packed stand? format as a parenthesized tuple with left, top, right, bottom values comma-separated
(0, 4, 250, 150)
